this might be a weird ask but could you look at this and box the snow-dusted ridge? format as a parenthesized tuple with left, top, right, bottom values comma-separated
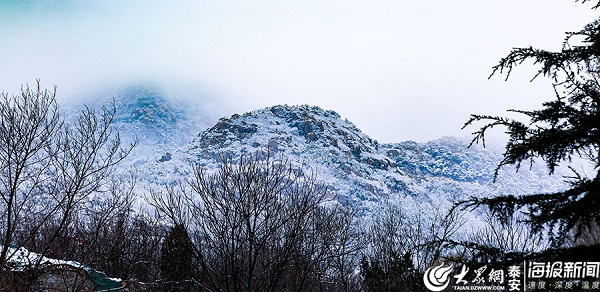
(135, 104, 570, 218)
(68, 85, 217, 169)
(60, 87, 574, 228)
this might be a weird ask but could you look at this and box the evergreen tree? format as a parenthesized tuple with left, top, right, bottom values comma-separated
(160, 224, 196, 290)
(461, 0, 600, 261)
(360, 251, 423, 292)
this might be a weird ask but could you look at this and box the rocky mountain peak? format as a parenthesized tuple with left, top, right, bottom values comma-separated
(127, 100, 574, 224)
(113, 85, 187, 141)
(189, 104, 380, 163)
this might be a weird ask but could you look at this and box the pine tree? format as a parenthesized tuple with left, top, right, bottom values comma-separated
(160, 224, 196, 290)
(461, 0, 600, 261)
(360, 251, 423, 292)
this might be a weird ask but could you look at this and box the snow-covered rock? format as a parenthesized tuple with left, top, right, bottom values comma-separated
(135, 104, 570, 224)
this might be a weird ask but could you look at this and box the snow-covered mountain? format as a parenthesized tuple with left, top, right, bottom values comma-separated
(74, 85, 216, 168)
(112, 85, 195, 146)
(136, 104, 569, 221)
(62, 86, 574, 225)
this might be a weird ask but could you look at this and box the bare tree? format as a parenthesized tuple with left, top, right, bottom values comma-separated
(473, 212, 547, 253)
(67, 172, 164, 282)
(573, 221, 600, 246)
(361, 202, 463, 291)
(0, 81, 135, 268)
(0, 82, 61, 265)
(312, 205, 363, 291)
(151, 151, 362, 291)
(454, 211, 549, 265)
(192, 152, 328, 291)
(275, 202, 362, 292)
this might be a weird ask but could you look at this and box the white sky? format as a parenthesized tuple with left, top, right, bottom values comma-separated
(0, 1, 597, 143)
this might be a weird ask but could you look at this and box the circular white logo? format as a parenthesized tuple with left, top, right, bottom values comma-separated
(423, 263, 453, 291)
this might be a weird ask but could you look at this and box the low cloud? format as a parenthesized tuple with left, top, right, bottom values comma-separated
(0, 1, 596, 142)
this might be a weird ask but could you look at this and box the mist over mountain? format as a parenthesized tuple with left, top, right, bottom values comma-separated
(68, 85, 217, 167)
(122, 100, 571, 226)
(57, 87, 578, 231)
(113, 86, 192, 144)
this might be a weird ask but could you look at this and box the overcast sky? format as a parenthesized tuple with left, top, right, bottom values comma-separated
(0, 1, 597, 143)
